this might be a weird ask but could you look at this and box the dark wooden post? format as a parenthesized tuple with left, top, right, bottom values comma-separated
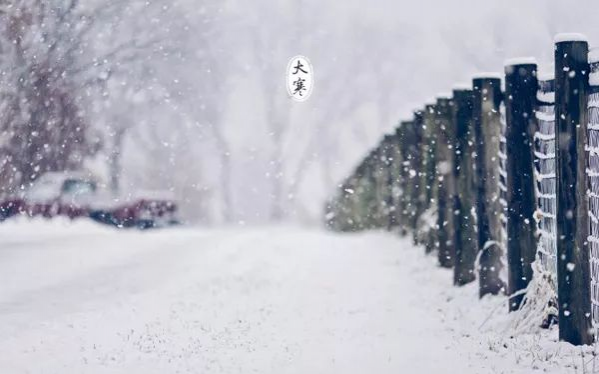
(504, 59, 539, 311)
(421, 103, 438, 253)
(435, 96, 457, 268)
(343, 175, 359, 232)
(414, 108, 429, 244)
(396, 122, 411, 236)
(355, 158, 371, 231)
(373, 144, 385, 229)
(554, 34, 593, 345)
(382, 135, 396, 230)
(387, 132, 399, 231)
(473, 74, 505, 298)
(344, 161, 360, 232)
(404, 118, 422, 239)
(380, 136, 391, 230)
(452, 86, 478, 285)
(361, 150, 376, 230)
(411, 109, 426, 245)
(369, 149, 380, 230)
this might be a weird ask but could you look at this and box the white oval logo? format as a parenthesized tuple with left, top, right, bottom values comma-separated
(287, 55, 313, 102)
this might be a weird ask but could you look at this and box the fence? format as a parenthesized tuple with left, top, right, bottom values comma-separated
(589, 52, 599, 342)
(535, 74, 557, 279)
(325, 34, 599, 346)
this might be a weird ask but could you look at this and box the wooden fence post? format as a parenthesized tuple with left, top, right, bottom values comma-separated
(361, 150, 376, 230)
(421, 104, 438, 253)
(473, 74, 505, 298)
(382, 135, 396, 230)
(411, 109, 426, 245)
(370, 144, 382, 229)
(452, 86, 478, 285)
(554, 34, 593, 345)
(351, 160, 368, 232)
(504, 59, 539, 311)
(395, 123, 407, 235)
(407, 114, 423, 242)
(435, 96, 457, 268)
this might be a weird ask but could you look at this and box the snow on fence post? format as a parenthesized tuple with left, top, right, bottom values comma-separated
(452, 86, 478, 285)
(435, 95, 457, 268)
(472, 74, 505, 298)
(504, 59, 539, 311)
(554, 34, 593, 345)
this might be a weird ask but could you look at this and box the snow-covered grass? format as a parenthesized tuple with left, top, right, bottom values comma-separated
(0, 219, 595, 373)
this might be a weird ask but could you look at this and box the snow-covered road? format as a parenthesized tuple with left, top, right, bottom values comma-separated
(0, 219, 585, 373)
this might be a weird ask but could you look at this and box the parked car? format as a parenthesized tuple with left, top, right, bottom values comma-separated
(23, 171, 96, 219)
(0, 171, 179, 229)
(89, 192, 178, 229)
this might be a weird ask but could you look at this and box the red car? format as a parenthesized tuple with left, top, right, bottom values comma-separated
(0, 172, 179, 229)
(90, 193, 179, 229)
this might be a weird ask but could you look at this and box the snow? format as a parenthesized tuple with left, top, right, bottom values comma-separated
(0, 219, 593, 373)
(554, 33, 588, 43)
(452, 83, 472, 91)
(436, 92, 453, 100)
(504, 57, 537, 66)
(472, 72, 503, 80)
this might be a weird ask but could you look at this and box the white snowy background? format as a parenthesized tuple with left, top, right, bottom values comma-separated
(4, 0, 597, 225)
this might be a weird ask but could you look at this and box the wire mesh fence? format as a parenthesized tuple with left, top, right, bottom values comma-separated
(498, 103, 508, 279)
(587, 57, 599, 331)
(534, 76, 557, 280)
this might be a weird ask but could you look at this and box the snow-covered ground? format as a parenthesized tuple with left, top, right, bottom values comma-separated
(0, 218, 594, 373)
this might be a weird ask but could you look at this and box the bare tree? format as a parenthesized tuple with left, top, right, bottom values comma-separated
(0, 0, 100, 195)
(0, 0, 191, 199)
